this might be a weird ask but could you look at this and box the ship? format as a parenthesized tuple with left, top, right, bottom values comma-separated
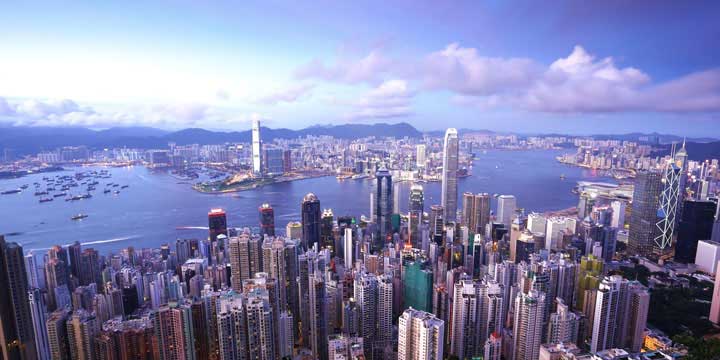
(54, 192, 67, 197)
(71, 214, 88, 220)
(104, 189, 111, 194)
(121, 185, 129, 189)
(1, 189, 21, 195)
(39, 198, 53, 203)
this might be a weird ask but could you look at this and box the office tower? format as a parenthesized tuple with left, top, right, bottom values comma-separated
(153, 301, 196, 360)
(286, 221, 302, 240)
(509, 215, 528, 262)
(0, 236, 36, 360)
(66, 310, 98, 360)
(497, 195, 517, 228)
(429, 205, 444, 245)
(263, 147, 284, 175)
(713, 201, 720, 243)
(628, 170, 663, 257)
(354, 273, 378, 344)
(403, 259, 433, 312)
(28, 289, 50, 359)
(344, 228, 354, 270)
(377, 274, 394, 343)
(208, 208, 228, 242)
(675, 199, 716, 263)
(441, 128, 459, 222)
(416, 144, 426, 168)
(473, 193, 491, 234)
(462, 192, 475, 229)
(547, 298, 580, 345)
(302, 193, 321, 250)
(46, 308, 71, 360)
(514, 230, 536, 264)
(513, 290, 546, 360)
(259, 203, 275, 238)
(252, 118, 262, 175)
(321, 209, 334, 250)
(409, 185, 425, 249)
(375, 164, 393, 249)
(398, 308, 444, 360)
(655, 142, 688, 252)
(527, 212, 547, 235)
(590, 275, 628, 353)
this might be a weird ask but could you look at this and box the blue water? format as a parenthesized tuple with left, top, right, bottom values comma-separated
(0, 149, 612, 254)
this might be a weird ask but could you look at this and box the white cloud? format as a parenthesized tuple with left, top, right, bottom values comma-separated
(295, 50, 393, 84)
(343, 79, 413, 121)
(255, 83, 315, 105)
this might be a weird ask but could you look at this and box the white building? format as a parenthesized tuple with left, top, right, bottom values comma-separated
(497, 195, 517, 228)
(398, 308, 444, 360)
(696, 240, 720, 274)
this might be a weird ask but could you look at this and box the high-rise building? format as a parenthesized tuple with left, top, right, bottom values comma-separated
(308, 272, 328, 360)
(28, 288, 50, 359)
(628, 170, 662, 257)
(709, 260, 720, 324)
(286, 221, 302, 240)
(208, 208, 228, 242)
(0, 236, 36, 359)
(441, 128, 459, 222)
(429, 205, 444, 245)
(409, 185, 425, 249)
(354, 272, 378, 344)
(403, 259, 433, 313)
(513, 290, 546, 360)
(590, 275, 627, 353)
(675, 199, 716, 263)
(450, 279, 479, 359)
(547, 298, 580, 345)
(46, 308, 71, 360)
(153, 301, 196, 360)
(497, 195, 517, 229)
(66, 310, 98, 360)
(625, 282, 650, 352)
(473, 193, 491, 234)
(377, 274, 394, 343)
(462, 192, 475, 229)
(696, 240, 720, 274)
(228, 235, 262, 291)
(416, 144, 426, 168)
(302, 193, 321, 250)
(655, 142, 688, 252)
(252, 118, 262, 175)
(398, 308, 444, 360)
(259, 203, 275, 238)
(484, 332, 502, 360)
(344, 228, 354, 270)
(375, 164, 393, 249)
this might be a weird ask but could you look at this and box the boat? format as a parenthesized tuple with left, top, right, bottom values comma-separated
(34, 191, 48, 196)
(560, 174, 566, 180)
(53, 193, 67, 197)
(113, 190, 120, 195)
(103, 189, 111, 194)
(71, 214, 88, 220)
(1, 189, 21, 195)
(20, 184, 28, 189)
(39, 198, 53, 203)
(121, 185, 129, 189)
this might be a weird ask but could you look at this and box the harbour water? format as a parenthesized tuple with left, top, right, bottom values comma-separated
(0, 149, 613, 254)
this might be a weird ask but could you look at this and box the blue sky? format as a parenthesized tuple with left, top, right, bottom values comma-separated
(0, 0, 718, 136)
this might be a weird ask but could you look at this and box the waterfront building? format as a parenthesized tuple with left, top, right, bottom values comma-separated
(497, 195, 516, 229)
(374, 164, 393, 250)
(259, 203, 275, 238)
(252, 118, 263, 175)
(208, 208, 228, 243)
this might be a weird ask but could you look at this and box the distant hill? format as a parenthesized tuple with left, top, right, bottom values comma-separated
(653, 141, 720, 161)
(0, 122, 423, 155)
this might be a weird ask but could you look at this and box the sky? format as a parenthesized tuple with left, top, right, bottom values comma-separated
(0, 0, 719, 136)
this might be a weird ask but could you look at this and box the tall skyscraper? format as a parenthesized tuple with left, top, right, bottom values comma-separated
(628, 170, 663, 257)
(354, 272, 378, 344)
(590, 275, 628, 353)
(473, 193, 491, 234)
(377, 274, 394, 343)
(66, 310, 98, 360)
(28, 289, 50, 359)
(429, 205, 444, 245)
(416, 144, 426, 168)
(308, 271, 327, 360)
(441, 128, 459, 222)
(409, 184, 425, 249)
(398, 308, 444, 360)
(496, 195, 517, 229)
(46, 308, 71, 360)
(0, 235, 36, 360)
(259, 203, 275, 238)
(208, 208, 228, 242)
(302, 193, 321, 250)
(547, 298, 580, 345)
(153, 301, 196, 360)
(655, 143, 687, 252)
(513, 290, 545, 360)
(252, 118, 262, 175)
(344, 228, 354, 270)
(375, 164, 393, 249)
(675, 199, 717, 263)
(450, 279, 479, 359)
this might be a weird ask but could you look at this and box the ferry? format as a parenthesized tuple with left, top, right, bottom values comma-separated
(71, 214, 88, 221)
(1, 189, 21, 195)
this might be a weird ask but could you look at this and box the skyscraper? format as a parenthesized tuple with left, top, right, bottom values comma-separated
(655, 144, 687, 253)
(513, 290, 545, 360)
(259, 203, 275, 238)
(377, 274, 394, 343)
(473, 193, 491, 234)
(153, 301, 196, 360)
(398, 308, 444, 360)
(496, 195, 517, 229)
(208, 208, 228, 242)
(66, 310, 98, 360)
(409, 184, 425, 249)
(0, 235, 36, 360)
(416, 144, 426, 168)
(301, 193, 321, 250)
(252, 118, 262, 175)
(28, 289, 50, 359)
(628, 170, 663, 257)
(344, 228, 354, 270)
(675, 199, 717, 263)
(375, 164, 393, 249)
(354, 272, 378, 344)
(441, 128, 459, 222)
(590, 275, 628, 353)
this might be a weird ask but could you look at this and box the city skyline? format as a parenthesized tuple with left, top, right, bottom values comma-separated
(0, 1, 719, 136)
